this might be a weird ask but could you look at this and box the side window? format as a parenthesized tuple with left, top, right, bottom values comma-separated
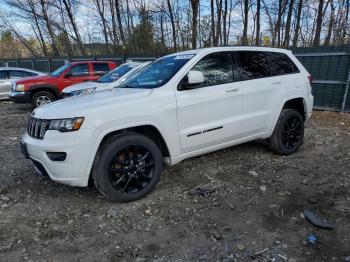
(9, 70, 33, 78)
(269, 52, 300, 76)
(192, 52, 234, 87)
(237, 51, 270, 80)
(0, 71, 8, 80)
(11, 71, 37, 78)
(93, 63, 110, 76)
(67, 64, 89, 77)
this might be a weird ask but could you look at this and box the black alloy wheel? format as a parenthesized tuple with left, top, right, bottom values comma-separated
(268, 109, 305, 155)
(93, 132, 163, 202)
(281, 116, 303, 150)
(108, 145, 155, 194)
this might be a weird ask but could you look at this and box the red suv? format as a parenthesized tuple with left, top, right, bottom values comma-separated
(10, 61, 116, 107)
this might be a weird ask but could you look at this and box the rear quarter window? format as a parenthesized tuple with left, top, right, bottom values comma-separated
(269, 52, 300, 76)
(93, 63, 111, 76)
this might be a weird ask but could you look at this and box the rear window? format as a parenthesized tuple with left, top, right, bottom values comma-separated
(93, 63, 110, 77)
(269, 52, 300, 76)
(238, 51, 270, 80)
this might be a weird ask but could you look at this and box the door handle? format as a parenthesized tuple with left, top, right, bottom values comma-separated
(225, 88, 239, 92)
(272, 81, 282, 85)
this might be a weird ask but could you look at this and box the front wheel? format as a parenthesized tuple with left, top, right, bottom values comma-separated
(93, 133, 163, 202)
(268, 109, 304, 155)
(31, 91, 55, 108)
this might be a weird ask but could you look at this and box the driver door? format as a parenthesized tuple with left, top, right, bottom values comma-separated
(175, 52, 243, 154)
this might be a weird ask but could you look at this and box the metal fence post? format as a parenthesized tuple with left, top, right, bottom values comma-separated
(341, 57, 350, 112)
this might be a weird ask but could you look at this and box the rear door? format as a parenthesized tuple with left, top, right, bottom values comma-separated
(0, 70, 10, 99)
(61, 63, 91, 90)
(176, 52, 243, 153)
(237, 51, 287, 137)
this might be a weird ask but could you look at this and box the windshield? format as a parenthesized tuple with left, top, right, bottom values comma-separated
(97, 64, 136, 83)
(50, 63, 70, 77)
(119, 54, 195, 89)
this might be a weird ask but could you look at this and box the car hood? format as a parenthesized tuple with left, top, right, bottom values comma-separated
(62, 81, 109, 93)
(15, 75, 57, 84)
(33, 88, 153, 121)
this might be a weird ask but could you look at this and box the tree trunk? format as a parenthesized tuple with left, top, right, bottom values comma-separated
(190, 0, 199, 49)
(223, 0, 228, 45)
(255, 0, 260, 45)
(109, 0, 119, 51)
(62, 0, 86, 55)
(215, 0, 223, 46)
(211, 0, 216, 45)
(313, 0, 324, 46)
(242, 0, 249, 45)
(167, 0, 177, 50)
(39, 0, 60, 56)
(115, 0, 126, 46)
(94, 0, 110, 53)
(324, 0, 334, 46)
(292, 0, 303, 47)
(283, 0, 295, 47)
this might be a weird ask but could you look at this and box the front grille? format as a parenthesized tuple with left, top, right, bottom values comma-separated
(27, 117, 50, 139)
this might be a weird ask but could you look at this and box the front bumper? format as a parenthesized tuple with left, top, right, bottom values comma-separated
(9, 90, 31, 103)
(20, 129, 96, 187)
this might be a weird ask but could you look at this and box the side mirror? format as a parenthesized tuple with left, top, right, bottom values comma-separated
(187, 70, 204, 85)
(180, 70, 204, 90)
(64, 73, 72, 79)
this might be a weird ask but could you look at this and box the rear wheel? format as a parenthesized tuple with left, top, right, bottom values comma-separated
(93, 133, 163, 202)
(268, 109, 304, 155)
(31, 91, 55, 108)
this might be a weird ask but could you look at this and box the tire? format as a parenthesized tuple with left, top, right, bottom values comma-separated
(268, 109, 304, 156)
(31, 91, 55, 108)
(93, 132, 163, 202)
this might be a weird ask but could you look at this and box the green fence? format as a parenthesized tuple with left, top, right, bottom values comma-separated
(291, 46, 350, 112)
(0, 55, 155, 73)
(1, 47, 350, 112)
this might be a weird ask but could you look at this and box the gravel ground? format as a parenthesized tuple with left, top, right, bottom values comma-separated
(0, 101, 349, 262)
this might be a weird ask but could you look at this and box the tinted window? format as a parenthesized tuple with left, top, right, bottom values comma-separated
(269, 52, 299, 76)
(10, 70, 36, 78)
(238, 51, 270, 80)
(119, 54, 194, 89)
(93, 63, 110, 77)
(0, 71, 8, 80)
(97, 64, 135, 83)
(67, 64, 89, 77)
(192, 52, 233, 87)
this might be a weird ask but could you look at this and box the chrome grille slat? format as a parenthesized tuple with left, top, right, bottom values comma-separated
(27, 117, 50, 140)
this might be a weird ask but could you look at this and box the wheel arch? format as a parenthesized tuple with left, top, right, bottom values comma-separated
(28, 85, 60, 100)
(87, 124, 171, 187)
(282, 97, 307, 120)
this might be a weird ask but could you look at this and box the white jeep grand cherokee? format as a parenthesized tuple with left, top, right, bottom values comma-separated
(20, 47, 313, 202)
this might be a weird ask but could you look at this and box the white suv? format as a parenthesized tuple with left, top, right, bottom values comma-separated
(20, 47, 313, 202)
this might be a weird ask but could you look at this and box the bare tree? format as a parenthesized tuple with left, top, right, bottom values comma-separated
(292, 0, 303, 47)
(242, 0, 249, 45)
(190, 0, 200, 49)
(313, 0, 324, 46)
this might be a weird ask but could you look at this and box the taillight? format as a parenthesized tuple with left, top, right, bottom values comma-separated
(307, 75, 312, 85)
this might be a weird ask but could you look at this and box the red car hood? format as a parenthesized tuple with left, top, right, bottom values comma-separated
(15, 75, 57, 84)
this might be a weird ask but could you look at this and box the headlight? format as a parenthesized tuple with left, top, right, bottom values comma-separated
(15, 84, 26, 92)
(48, 117, 84, 132)
(71, 87, 96, 96)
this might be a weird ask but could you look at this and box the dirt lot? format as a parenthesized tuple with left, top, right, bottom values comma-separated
(0, 101, 349, 262)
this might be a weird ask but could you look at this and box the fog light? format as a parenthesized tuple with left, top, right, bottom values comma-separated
(47, 152, 67, 161)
